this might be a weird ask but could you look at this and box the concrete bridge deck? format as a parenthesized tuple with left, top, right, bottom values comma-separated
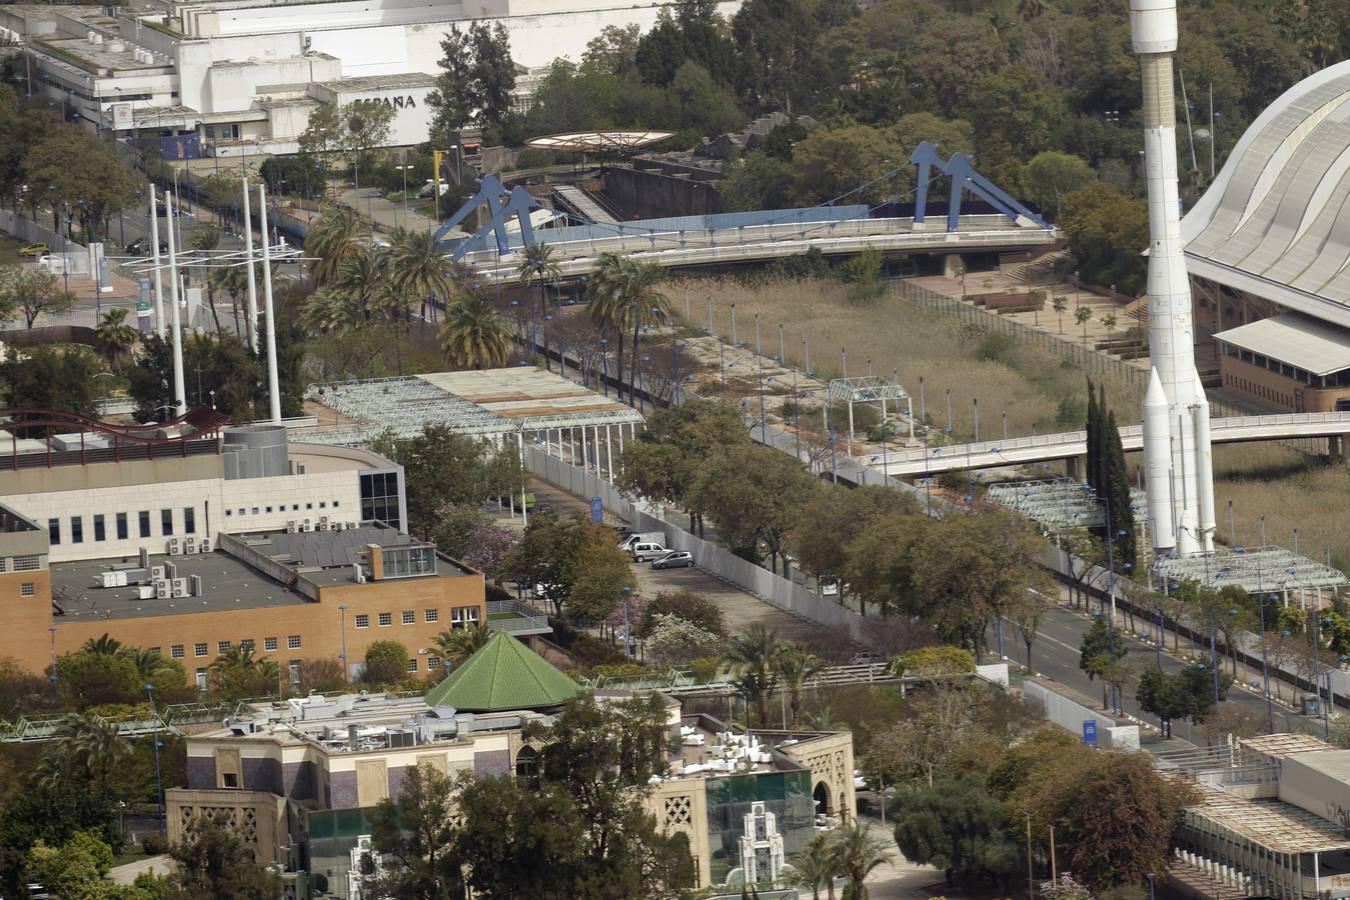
(879, 411, 1350, 477)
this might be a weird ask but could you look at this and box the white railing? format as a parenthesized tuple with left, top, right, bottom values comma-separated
(882, 412, 1350, 475)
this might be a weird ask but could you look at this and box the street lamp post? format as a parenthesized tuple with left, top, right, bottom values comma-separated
(339, 603, 349, 682)
(48, 625, 58, 702)
(145, 683, 165, 835)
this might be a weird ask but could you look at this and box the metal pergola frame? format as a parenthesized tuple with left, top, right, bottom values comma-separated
(1158, 546, 1348, 594)
(297, 376, 645, 446)
(825, 376, 910, 457)
(986, 478, 1146, 531)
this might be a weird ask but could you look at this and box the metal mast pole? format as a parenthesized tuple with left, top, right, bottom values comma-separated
(148, 183, 165, 338)
(256, 183, 282, 423)
(166, 193, 186, 414)
(242, 175, 259, 353)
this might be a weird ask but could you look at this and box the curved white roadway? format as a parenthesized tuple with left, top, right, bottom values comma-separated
(879, 411, 1350, 477)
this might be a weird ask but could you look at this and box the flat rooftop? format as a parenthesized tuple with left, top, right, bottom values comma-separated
(1214, 312, 1350, 376)
(52, 549, 311, 621)
(318, 72, 436, 92)
(1191, 783, 1350, 854)
(232, 523, 473, 585)
(295, 368, 644, 445)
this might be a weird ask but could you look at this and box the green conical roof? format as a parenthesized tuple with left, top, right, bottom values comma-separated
(424, 632, 580, 712)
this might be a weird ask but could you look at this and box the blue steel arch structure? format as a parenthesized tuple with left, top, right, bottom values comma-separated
(434, 175, 542, 261)
(908, 141, 1048, 231)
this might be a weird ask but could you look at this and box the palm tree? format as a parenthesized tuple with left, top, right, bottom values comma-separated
(588, 254, 670, 406)
(517, 243, 562, 371)
(439, 293, 511, 370)
(41, 714, 129, 792)
(1052, 295, 1068, 334)
(433, 624, 492, 669)
(1074, 305, 1093, 344)
(829, 822, 894, 900)
(125, 647, 170, 681)
(189, 226, 224, 333)
(790, 832, 842, 900)
(209, 645, 281, 701)
(775, 650, 827, 729)
(389, 227, 451, 322)
(208, 264, 249, 339)
(725, 625, 788, 727)
(305, 206, 365, 287)
(94, 308, 139, 371)
(301, 248, 397, 335)
(81, 633, 124, 656)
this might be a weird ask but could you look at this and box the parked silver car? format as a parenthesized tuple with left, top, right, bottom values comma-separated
(650, 550, 695, 570)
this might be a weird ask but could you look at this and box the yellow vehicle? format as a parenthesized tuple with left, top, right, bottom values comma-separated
(19, 242, 48, 257)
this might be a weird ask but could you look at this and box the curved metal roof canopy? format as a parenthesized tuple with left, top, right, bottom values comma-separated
(526, 131, 674, 152)
(1182, 60, 1350, 328)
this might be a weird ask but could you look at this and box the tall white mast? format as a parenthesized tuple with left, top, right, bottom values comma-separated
(256, 183, 282, 424)
(148, 184, 165, 338)
(242, 175, 259, 353)
(165, 192, 186, 416)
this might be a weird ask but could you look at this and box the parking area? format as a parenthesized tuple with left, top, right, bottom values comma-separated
(628, 559, 819, 644)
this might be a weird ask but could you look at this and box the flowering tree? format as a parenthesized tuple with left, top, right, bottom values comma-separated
(646, 614, 724, 667)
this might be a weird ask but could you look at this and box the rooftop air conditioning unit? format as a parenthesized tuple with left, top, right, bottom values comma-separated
(164, 562, 177, 580)
(352, 563, 366, 584)
(150, 565, 165, 582)
(348, 522, 358, 531)
(140, 547, 150, 569)
(87, 30, 97, 43)
(318, 516, 330, 530)
(137, 585, 155, 600)
(184, 537, 197, 554)
(302, 518, 314, 532)
(286, 520, 298, 533)
(155, 581, 171, 599)
(171, 577, 188, 598)
(190, 574, 203, 597)
(167, 538, 181, 555)
(199, 539, 211, 553)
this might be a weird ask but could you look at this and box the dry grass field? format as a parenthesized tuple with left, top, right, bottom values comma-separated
(681, 276, 1138, 442)
(681, 275, 1350, 569)
(1209, 443, 1350, 569)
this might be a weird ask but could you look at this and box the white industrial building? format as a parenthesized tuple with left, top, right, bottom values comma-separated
(0, 0, 740, 157)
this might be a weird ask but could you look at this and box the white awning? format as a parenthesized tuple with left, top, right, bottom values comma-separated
(1213, 313, 1350, 376)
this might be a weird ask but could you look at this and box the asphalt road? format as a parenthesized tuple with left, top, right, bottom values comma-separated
(1012, 599, 1314, 745)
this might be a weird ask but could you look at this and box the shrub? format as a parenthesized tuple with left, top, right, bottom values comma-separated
(363, 641, 409, 685)
(976, 332, 1017, 364)
(141, 833, 169, 854)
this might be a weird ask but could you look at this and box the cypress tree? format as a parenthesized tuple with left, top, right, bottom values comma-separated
(1085, 378, 1098, 491)
(1095, 382, 1110, 498)
(1104, 410, 1137, 568)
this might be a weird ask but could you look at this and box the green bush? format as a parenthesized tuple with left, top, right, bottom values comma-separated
(141, 833, 169, 855)
(976, 332, 1016, 364)
(363, 640, 409, 685)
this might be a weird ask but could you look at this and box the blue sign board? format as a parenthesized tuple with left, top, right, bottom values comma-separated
(1082, 720, 1098, 747)
(590, 497, 603, 524)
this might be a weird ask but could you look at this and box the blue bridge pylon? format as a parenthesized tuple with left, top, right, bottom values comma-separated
(907, 141, 1048, 232)
(434, 175, 542, 261)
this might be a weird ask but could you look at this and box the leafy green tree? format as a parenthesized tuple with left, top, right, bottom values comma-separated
(1019, 152, 1095, 221)
(391, 424, 522, 537)
(52, 648, 143, 709)
(2, 267, 72, 329)
(910, 13, 1008, 116)
(522, 693, 695, 896)
(691, 443, 819, 573)
(168, 813, 282, 899)
(732, 0, 842, 114)
(38, 715, 130, 795)
(502, 513, 630, 622)
(23, 124, 139, 242)
(791, 486, 918, 585)
(891, 776, 1019, 886)
(636, 0, 736, 88)
(582, 24, 642, 77)
(1061, 182, 1149, 295)
(788, 124, 897, 206)
(367, 764, 466, 900)
(617, 398, 749, 536)
(428, 21, 516, 138)
(719, 151, 793, 212)
(364, 640, 410, 685)
(24, 830, 117, 900)
(453, 775, 580, 899)
(0, 781, 120, 896)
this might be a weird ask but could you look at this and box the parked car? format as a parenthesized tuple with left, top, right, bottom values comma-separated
(630, 541, 669, 562)
(19, 242, 48, 257)
(650, 550, 694, 570)
(35, 254, 68, 274)
(617, 531, 666, 552)
(125, 236, 168, 255)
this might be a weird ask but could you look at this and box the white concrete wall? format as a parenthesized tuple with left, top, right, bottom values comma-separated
(2, 470, 363, 563)
(310, 82, 435, 146)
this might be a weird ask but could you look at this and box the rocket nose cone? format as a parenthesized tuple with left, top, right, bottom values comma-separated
(1144, 367, 1168, 408)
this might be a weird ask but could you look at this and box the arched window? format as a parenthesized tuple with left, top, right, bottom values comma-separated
(515, 745, 540, 790)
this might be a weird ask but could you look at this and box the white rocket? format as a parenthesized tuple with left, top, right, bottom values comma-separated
(1131, 0, 1215, 555)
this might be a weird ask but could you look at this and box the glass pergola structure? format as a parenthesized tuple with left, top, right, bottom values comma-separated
(985, 479, 1146, 531)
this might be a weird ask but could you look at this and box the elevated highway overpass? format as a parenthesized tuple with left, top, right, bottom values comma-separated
(879, 411, 1350, 478)
(460, 214, 1058, 283)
